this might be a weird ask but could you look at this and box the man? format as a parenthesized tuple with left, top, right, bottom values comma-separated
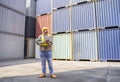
(36, 27, 56, 78)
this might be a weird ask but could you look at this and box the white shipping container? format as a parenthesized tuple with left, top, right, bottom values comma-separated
(35, 39, 41, 59)
(25, 38, 35, 58)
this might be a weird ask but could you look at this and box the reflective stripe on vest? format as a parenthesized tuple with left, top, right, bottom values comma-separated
(40, 34, 49, 47)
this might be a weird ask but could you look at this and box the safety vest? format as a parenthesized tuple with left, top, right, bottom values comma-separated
(40, 34, 49, 47)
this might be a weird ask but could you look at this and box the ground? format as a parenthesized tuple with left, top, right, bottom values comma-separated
(0, 59, 120, 82)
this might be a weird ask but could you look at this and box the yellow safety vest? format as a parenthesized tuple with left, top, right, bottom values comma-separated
(40, 34, 49, 47)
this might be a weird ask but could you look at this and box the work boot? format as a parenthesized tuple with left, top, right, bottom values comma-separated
(50, 74, 56, 79)
(39, 74, 46, 78)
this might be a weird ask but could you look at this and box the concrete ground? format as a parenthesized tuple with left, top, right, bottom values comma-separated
(0, 59, 120, 82)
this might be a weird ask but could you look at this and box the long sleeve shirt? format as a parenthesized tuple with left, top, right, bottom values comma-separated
(36, 34, 53, 51)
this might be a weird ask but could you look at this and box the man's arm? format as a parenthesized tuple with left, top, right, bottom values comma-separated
(46, 36, 53, 46)
(36, 35, 42, 45)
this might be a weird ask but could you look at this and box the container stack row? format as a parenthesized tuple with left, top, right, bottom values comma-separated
(36, 0, 120, 61)
(35, 0, 52, 59)
(24, 0, 37, 58)
(0, 0, 26, 60)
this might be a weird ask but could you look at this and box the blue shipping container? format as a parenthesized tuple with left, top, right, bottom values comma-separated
(53, 0, 69, 8)
(98, 29, 120, 61)
(53, 7, 70, 32)
(73, 31, 98, 61)
(72, 2, 96, 31)
(36, 0, 51, 16)
(95, 0, 120, 28)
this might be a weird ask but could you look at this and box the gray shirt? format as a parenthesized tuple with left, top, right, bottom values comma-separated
(36, 35, 53, 51)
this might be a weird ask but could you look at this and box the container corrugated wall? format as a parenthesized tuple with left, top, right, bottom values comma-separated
(0, 0, 26, 14)
(36, 14, 51, 38)
(0, 33, 24, 60)
(0, 7, 25, 35)
(72, 2, 95, 30)
(52, 33, 72, 59)
(36, 0, 51, 16)
(26, 0, 36, 18)
(72, 0, 89, 4)
(53, 8, 70, 32)
(95, 0, 120, 28)
(98, 29, 120, 61)
(0, 1, 26, 60)
(53, 0, 69, 8)
(36, 21, 42, 38)
(73, 31, 97, 61)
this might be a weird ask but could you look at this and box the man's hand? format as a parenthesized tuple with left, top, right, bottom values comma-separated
(46, 40, 52, 46)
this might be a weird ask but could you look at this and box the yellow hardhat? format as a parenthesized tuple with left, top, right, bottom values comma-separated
(42, 27, 48, 32)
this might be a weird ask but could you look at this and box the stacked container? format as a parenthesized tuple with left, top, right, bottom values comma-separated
(24, 0, 37, 58)
(71, 0, 98, 61)
(95, 0, 120, 61)
(0, 0, 26, 61)
(35, 0, 52, 59)
(52, 0, 73, 60)
(36, 0, 120, 61)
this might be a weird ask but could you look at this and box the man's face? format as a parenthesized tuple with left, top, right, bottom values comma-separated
(43, 29, 48, 34)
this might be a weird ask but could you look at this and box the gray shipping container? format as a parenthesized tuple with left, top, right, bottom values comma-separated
(73, 31, 98, 61)
(0, 6, 25, 35)
(53, 0, 69, 8)
(0, 33, 24, 61)
(72, 2, 96, 30)
(0, 0, 26, 14)
(36, 0, 51, 16)
(72, 0, 91, 4)
(26, 0, 37, 18)
(53, 7, 70, 32)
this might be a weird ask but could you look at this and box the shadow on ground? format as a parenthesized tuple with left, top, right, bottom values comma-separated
(0, 67, 120, 82)
(0, 59, 39, 67)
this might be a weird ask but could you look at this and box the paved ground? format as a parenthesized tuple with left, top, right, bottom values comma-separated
(0, 59, 120, 82)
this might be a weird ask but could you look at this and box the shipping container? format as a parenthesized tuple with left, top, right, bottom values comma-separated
(0, 6, 2, 27)
(73, 30, 97, 61)
(53, 0, 69, 8)
(52, 33, 72, 59)
(98, 29, 120, 61)
(25, 16, 36, 38)
(36, 0, 51, 16)
(0, 7, 25, 35)
(72, 0, 91, 4)
(26, 0, 36, 18)
(36, 21, 42, 38)
(95, 0, 120, 28)
(35, 39, 41, 59)
(0, 33, 24, 60)
(72, 2, 96, 31)
(53, 7, 70, 32)
(36, 14, 52, 38)
(0, 0, 26, 14)
(24, 38, 35, 58)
